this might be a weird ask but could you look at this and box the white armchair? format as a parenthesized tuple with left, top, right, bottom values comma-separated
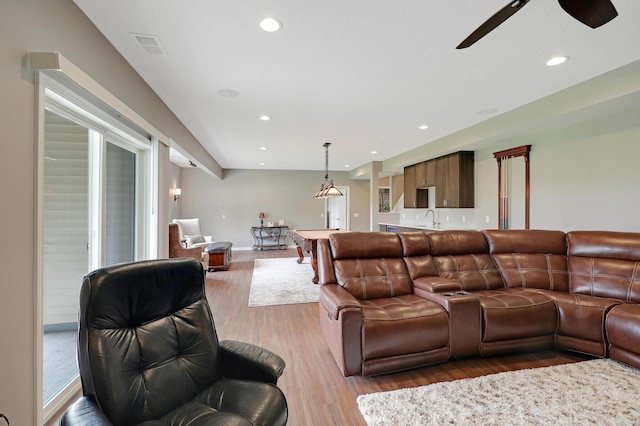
(172, 218, 213, 249)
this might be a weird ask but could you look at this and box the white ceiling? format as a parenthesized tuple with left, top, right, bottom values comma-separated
(72, 0, 640, 172)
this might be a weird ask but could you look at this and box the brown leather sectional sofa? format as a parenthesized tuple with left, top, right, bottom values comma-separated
(317, 229, 640, 376)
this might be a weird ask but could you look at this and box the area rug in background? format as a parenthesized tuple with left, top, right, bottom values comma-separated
(248, 258, 319, 307)
(357, 359, 640, 426)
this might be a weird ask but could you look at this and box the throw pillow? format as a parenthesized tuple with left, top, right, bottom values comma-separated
(185, 234, 205, 244)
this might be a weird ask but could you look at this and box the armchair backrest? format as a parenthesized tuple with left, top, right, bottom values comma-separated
(567, 231, 640, 302)
(397, 231, 439, 281)
(326, 232, 412, 300)
(428, 230, 504, 291)
(78, 258, 221, 425)
(172, 218, 203, 237)
(484, 229, 569, 291)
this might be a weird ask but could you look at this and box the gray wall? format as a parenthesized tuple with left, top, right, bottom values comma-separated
(396, 126, 640, 232)
(0, 0, 214, 423)
(169, 162, 182, 221)
(179, 169, 371, 248)
(178, 122, 640, 250)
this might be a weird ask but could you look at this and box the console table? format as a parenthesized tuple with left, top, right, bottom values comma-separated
(250, 226, 289, 250)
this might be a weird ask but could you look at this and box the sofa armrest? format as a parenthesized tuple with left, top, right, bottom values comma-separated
(413, 276, 462, 293)
(220, 340, 286, 385)
(320, 284, 362, 320)
(204, 235, 213, 243)
(60, 396, 113, 426)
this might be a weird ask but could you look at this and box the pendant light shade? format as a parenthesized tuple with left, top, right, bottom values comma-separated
(313, 142, 344, 199)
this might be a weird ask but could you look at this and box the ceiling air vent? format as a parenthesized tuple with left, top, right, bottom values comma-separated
(132, 33, 167, 56)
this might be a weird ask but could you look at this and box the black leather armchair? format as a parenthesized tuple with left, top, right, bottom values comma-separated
(61, 258, 288, 425)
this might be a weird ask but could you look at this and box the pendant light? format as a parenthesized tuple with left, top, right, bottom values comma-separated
(313, 142, 344, 199)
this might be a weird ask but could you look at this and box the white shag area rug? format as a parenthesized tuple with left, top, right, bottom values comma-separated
(357, 359, 640, 426)
(248, 257, 319, 307)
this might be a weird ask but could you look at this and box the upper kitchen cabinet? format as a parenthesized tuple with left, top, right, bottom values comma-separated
(435, 151, 474, 208)
(416, 159, 436, 188)
(403, 164, 417, 208)
(404, 164, 429, 208)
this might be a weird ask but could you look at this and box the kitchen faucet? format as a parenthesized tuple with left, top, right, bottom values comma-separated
(425, 209, 438, 229)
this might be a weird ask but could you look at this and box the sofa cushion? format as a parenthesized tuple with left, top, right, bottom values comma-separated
(360, 294, 449, 360)
(484, 229, 567, 255)
(491, 253, 569, 291)
(606, 304, 640, 369)
(397, 232, 439, 282)
(473, 288, 557, 344)
(334, 258, 412, 300)
(538, 290, 621, 356)
(397, 231, 431, 257)
(428, 230, 489, 256)
(484, 230, 569, 291)
(185, 234, 205, 244)
(432, 254, 503, 291)
(567, 231, 640, 302)
(330, 232, 402, 260)
(428, 231, 504, 291)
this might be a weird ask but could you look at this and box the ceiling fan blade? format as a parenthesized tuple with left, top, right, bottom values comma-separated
(457, 0, 531, 49)
(558, 0, 618, 28)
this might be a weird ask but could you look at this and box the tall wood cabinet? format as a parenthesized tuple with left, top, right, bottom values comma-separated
(404, 164, 430, 208)
(403, 164, 416, 208)
(435, 151, 474, 208)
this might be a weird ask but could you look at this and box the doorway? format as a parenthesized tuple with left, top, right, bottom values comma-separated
(326, 186, 349, 229)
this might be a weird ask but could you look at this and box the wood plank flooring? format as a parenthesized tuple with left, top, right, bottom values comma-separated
(206, 249, 592, 426)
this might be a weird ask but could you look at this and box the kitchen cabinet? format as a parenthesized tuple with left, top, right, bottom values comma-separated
(416, 159, 436, 188)
(435, 151, 474, 208)
(403, 164, 416, 208)
(404, 164, 429, 208)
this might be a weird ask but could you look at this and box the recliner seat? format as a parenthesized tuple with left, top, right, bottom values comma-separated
(318, 232, 450, 376)
(61, 258, 288, 425)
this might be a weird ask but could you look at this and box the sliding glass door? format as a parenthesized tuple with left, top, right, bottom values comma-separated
(105, 141, 136, 265)
(42, 102, 149, 404)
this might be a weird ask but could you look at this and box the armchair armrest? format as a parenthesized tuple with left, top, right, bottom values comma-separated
(61, 396, 112, 426)
(413, 276, 462, 293)
(220, 340, 286, 385)
(319, 284, 362, 320)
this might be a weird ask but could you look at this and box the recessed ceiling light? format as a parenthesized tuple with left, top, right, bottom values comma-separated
(216, 88, 239, 98)
(260, 162, 265, 166)
(418, 124, 429, 130)
(259, 115, 271, 121)
(546, 56, 569, 66)
(345, 164, 350, 168)
(260, 147, 267, 150)
(260, 17, 282, 32)
(371, 151, 378, 155)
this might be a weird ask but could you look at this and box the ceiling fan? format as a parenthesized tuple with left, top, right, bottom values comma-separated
(456, 0, 618, 49)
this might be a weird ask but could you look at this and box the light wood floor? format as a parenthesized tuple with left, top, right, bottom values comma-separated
(206, 248, 592, 426)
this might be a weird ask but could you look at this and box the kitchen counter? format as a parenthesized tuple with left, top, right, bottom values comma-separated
(378, 222, 443, 232)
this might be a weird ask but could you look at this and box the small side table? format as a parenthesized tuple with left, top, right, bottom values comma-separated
(251, 226, 289, 250)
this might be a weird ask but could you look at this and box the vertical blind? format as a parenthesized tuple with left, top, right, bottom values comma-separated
(43, 110, 90, 326)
